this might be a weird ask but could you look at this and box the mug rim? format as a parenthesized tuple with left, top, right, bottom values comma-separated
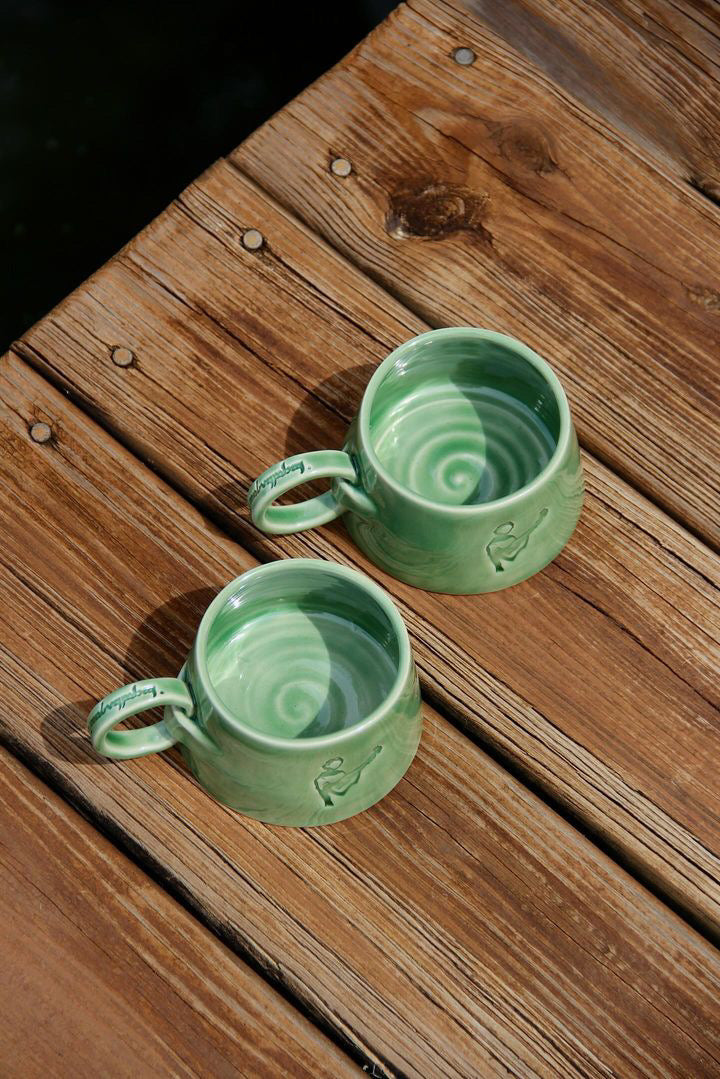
(358, 327, 573, 515)
(188, 559, 414, 750)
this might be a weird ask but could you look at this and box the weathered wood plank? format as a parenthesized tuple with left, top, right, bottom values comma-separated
(0, 748, 356, 1079)
(232, 0, 720, 546)
(3, 354, 720, 1078)
(456, 0, 720, 198)
(18, 162, 720, 933)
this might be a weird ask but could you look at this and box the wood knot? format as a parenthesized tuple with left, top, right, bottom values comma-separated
(489, 121, 557, 176)
(689, 174, 720, 208)
(386, 182, 490, 241)
(687, 284, 720, 312)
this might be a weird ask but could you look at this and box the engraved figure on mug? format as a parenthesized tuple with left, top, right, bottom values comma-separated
(314, 746, 383, 806)
(486, 507, 549, 572)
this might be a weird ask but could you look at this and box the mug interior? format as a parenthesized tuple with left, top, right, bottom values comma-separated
(203, 565, 401, 739)
(367, 332, 562, 506)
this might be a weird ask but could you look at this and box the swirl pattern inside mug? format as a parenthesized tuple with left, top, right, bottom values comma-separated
(368, 335, 561, 506)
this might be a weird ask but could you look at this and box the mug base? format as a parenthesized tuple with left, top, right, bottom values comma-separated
(344, 513, 578, 594)
(178, 741, 421, 827)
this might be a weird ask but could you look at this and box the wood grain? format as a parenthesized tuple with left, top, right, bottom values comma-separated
(17, 161, 720, 934)
(2, 354, 720, 1077)
(456, 0, 720, 198)
(232, 0, 720, 546)
(0, 748, 356, 1079)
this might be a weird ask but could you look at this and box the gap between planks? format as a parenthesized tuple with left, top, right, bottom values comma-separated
(14, 318, 720, 948)
(0, 729, 374, 1078)
(0, 745, 360, 1079)
(232, 0, 720, 551)
(13, 158, 720, 939)
(2, 352, 720, 1077)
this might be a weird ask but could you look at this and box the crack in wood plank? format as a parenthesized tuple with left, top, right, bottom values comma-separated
(3, 352, 720, 1075)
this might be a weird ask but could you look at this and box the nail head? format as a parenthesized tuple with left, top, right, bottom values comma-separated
(242, 229, 264, 251)
(452, 46, 476, 66)
(29, 422, 52, 444)
(330, 157, 352, 178)
(111, 346, 134, 367)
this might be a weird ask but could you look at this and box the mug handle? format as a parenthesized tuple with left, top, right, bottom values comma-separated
(248, 450, 374, 535)
(88, 677, 193, 760)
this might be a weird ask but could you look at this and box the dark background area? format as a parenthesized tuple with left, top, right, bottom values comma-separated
(1, 0, 394, 349)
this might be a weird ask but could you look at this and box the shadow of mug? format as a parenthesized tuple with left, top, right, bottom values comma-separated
(43, 361, 378, 766)
(41, 587, 216, 767)
(208, 362, 376, 549)
(282, 363, 375, 461)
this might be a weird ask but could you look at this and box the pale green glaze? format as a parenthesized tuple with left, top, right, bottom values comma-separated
(88, 561, 422, 826)
(249, 328, 584, 593)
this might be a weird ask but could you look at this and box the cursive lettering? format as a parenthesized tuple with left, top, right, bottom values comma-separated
(94, 684, 158, 719)
(249, 460, 306, 502)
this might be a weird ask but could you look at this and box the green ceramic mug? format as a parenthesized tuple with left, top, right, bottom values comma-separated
(249, 328, 584, 594)
(88, 560, 422, 827)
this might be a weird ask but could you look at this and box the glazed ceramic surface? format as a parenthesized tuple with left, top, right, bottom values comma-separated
(88, 561, 422, 826)
(249, 328, 584, 593)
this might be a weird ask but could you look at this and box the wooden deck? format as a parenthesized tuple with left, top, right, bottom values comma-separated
(2, 1, 719, 1075)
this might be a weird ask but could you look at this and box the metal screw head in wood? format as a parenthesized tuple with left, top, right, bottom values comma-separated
(111, 347, 134, 367)
(452, 47, 476, 66)
(242, 229, 264, 251)
(29, 422, 52, 443)
(330, 158, 352, 177)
